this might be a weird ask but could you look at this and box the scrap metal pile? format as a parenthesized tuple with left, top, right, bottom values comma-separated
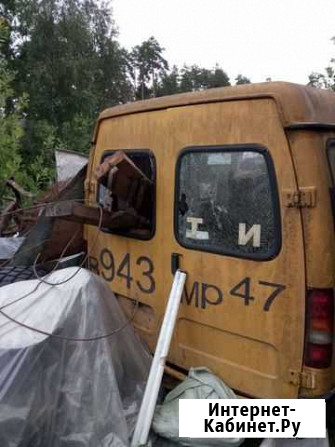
(0, 150, 246, 447)
(0, 151, 155, 446)
(0, 150, 152, 271)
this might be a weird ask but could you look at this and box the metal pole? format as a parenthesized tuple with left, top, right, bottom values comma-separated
(131, 269, 187, 447)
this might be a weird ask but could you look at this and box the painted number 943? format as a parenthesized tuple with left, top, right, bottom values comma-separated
(89, 249, 155, 294)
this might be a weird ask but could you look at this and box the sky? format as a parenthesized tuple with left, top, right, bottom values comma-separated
(112, 0, 335, 85)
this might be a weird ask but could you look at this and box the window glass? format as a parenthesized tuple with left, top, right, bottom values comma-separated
(98, 150, 155, 239)
(328, 144, 335, 184)
(176, 148, 279, 259)
(327, 143, 335, 223)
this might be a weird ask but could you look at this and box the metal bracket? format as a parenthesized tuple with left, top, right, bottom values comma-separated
(284, 187, 317, 208)
(289, 369, 316, 389)
(84, 179, 96, 196)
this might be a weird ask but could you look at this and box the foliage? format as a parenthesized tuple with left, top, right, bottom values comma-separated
(156, 65, 180, 96)
(155, 64, 232, 97)
(308, 69, 334, 90)
(0, 59, 26, 201)
(131, 36, 169, 99)
(60, 114, 94, 155)
(235, 74, 251, 85)
(308, 37, 335, 91)
(129, 39, 236, 99)
(208, 65, 231, 88)
(0, 0, 136, 197)
(0, 0, 252, 200)
(179, 64, 230, 92)
(14, 0, 132, 160)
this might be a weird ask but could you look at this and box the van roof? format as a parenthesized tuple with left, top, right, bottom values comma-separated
(97, 81, 335, 133)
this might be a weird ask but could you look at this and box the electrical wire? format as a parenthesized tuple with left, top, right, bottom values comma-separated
(0, 197, 140, 341)
(0, 297, 140, 342)
(32, 202, 103, 286)
(0, 197, 89, 269)
(0, 229, 81, 311)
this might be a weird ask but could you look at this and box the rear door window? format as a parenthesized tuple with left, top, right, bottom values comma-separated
(98, 150, 156, 239)
(328, 142, 335, 184)
(327, 141, 335, 220)
(175, 146, 281, 260)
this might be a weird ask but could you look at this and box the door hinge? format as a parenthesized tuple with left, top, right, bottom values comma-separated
(284, 187, 317, 208)
(289, 369, 316, 389)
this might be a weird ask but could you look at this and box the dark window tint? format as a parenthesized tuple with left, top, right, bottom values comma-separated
(327, 142, 335, 222)
(98, 150, 155, 239)
(176, 147, 280, 259)
(328, 144, 335, 184)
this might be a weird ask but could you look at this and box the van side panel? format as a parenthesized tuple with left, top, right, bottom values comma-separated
(86, 98, 306, 399)
(287, 130, 335, 397)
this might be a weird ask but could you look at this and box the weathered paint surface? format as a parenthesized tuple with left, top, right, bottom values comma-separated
(86, 82, 335, 399)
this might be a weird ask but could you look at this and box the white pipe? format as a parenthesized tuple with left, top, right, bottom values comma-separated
(131, 269, 187, 447)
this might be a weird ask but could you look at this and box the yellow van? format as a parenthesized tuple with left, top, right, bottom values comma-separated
(85, 82, 335, 402)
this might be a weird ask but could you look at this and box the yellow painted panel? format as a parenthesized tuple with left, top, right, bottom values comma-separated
(87, 98, 306, 399)
(288, 130, 335, 287)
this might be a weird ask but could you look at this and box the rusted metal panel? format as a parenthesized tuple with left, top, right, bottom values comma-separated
(46, 201, 110, 226)
(55, 149, 88, 182)
(95, 151, 152, 223)
(0, 179, 35, 237)
(95, 151, 151, 208)
(95, 151, 150, 183)
(46, 201, 150, 230)
(12, 166, 88, 266)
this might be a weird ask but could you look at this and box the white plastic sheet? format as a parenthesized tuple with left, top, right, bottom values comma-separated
(153, 367, 243, 446)
(0, 237, 24, 260)
(0, 267, 151, 447)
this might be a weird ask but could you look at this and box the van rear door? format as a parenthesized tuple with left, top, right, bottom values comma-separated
(287, 131, 335, 397)
(163, 99, 306, 399)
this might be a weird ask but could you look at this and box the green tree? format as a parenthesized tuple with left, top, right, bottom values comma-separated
(308, 69, 334, 90)
(156, 65, 180, 96)
(12, 0, 132, 162)
(131, 36, 169, 99)
(1, 0, 251, 199)
(179, 65, 195, 92)
(0, 12, 28, 198)
(180, 64, 230, 92)
(0, 59, 26, 200)
(180, 65, 207, 92)
(0, 0, 135, 194)
(208, 65, 231, 88)
(308, 36, 335, 90)
(235, 74, 251, 85)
